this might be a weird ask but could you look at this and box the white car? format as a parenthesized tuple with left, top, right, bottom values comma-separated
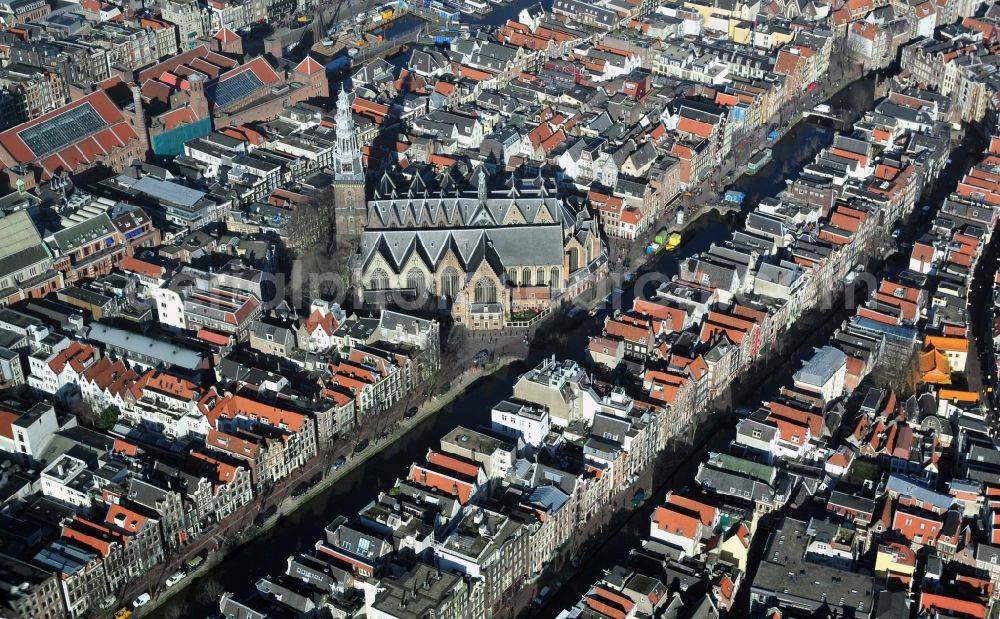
(133, 593, 151, 608)
(165, 571, 185, 587)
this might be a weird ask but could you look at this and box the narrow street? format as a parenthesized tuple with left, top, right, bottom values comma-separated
(966, 157, 1000, 419)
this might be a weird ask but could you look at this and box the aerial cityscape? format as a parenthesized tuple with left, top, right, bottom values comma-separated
(0, 0, 999, 615)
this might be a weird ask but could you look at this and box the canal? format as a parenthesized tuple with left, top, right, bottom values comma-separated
(148, 74, 877, 619)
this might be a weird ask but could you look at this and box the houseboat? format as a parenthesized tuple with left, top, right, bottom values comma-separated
(665, 232, 683, 250)
(746, 148, 772, 175)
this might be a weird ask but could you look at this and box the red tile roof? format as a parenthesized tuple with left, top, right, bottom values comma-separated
(295, 55, 325, 75)
(157, 105, 200, 131)
(0, 91, 138, 176)
(105, 503, 148, 534)
(920, 593, 986, 619)
(214, 27, 240, 42)
(208, 394, 308, 433)
(666, 493, 717, 526)
(0, 408, 16, 440)
(426, 451, 481, 478)
(120, 256, 164, 279)
(49, 341, 97, 375)
(409, 464, 475, 503)
(677, 116, 714, 139)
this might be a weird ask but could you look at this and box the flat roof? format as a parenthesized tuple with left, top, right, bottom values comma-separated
(131, 175, 206, 208)
(85, 322, 203, 370)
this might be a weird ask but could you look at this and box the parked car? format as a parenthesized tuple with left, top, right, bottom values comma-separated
(132, 593, 151, 608)
(331, 456, 347, 470)
(165, 571, 185, 587)
(472, 349, 489, 364)
(533, 586, 552, 606)
(405, 406, 418, 419)
(184, 553, 205, 573)
(292, 482, 310, 497)
(354, 438, 370, 454)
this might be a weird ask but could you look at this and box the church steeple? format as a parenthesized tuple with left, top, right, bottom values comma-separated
(334, 87, 364, 182)
(331, 86, 368, 241)
(478, 168, 488, 203)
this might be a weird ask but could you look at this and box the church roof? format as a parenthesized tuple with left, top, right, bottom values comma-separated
(296, 55, 325, 75)
(357, 168, 600, 280)
(367, 173, 566, 229)
(360, 226, 566, 274)
(214, 27, 240, 43)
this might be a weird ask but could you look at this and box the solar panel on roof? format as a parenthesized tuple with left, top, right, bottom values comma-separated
(206, 71, 265, 108)
(18, 103, 108, 157)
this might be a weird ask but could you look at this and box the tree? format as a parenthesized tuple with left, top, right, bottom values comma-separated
(95, 406, 120, 430)
(74, 401, 119, 431)
(286, 188, 362, 302)
(286, 188, 337, 253)
(198, 575, 225, 606)
(158, 601, 191, 619)
(870, 346, 921, 397)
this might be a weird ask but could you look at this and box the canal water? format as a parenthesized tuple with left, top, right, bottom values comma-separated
(148, 69, 876, 619)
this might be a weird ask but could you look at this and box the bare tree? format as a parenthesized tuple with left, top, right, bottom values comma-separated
(158, 600, 190, 619)
(287, 188, 337, 253)
(870, 347, 921, 397)
(198, 575, 226, 606)
(73, 399, 99, 428)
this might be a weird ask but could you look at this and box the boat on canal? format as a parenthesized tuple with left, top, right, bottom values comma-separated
(665, 231, 683, 251)
(723, 189, 746, 204)
(464, 0, 490, 12)
(746, 148, 772, 174)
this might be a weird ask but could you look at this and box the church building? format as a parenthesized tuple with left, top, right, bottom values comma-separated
(353, 167, 606, 330)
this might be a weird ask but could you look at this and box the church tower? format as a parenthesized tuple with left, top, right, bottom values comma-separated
(332, 87, 367, 240)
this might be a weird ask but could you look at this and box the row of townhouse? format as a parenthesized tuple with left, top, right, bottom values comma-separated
(553, 90, 1000, 619)
(596, 84, 951, 435)
(900, 13, 1000, 127)
(163, 6, 990, 617)
(222, 348, 699, 617)
(0, 254, 439, 619)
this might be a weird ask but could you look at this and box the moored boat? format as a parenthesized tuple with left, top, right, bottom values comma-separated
(746, 148, 772, 174)
(666, 232, 683, 250)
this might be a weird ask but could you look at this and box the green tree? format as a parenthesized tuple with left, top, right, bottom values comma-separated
(95, 406, 120, 431)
